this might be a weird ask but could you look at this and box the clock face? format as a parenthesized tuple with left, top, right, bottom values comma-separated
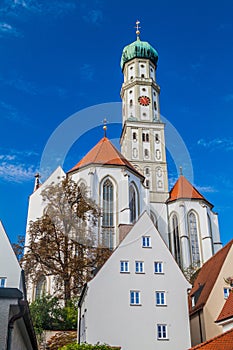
(138, 95, 151, 106)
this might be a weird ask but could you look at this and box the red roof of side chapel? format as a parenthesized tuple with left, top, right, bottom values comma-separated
(167, 175, 212, 207)
(68, 137, 143, 178)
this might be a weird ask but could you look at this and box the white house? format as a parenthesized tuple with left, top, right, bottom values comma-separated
(0, 221, 37, 350)
(78, 212, 191, 350)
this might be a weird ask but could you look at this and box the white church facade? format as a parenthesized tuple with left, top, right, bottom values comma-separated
(25, 28, 222, 300)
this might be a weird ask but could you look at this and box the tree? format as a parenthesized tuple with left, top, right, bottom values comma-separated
(23, 177, 111, 304)
(182, 263, 201, 286)
(12, 234, 25, 262)
(29, 295, 78, 335)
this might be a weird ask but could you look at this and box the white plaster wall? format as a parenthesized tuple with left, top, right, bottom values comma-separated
(0, 222, 22, 289)
(80, 212, 191, 350)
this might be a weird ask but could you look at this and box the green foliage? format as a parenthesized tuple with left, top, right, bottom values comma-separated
(60, 344, 120, 350)
(30, 295, 78, 335)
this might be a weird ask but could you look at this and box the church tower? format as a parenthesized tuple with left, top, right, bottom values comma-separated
(120, 22, 169, 237)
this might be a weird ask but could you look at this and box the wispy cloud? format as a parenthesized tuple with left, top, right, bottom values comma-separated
(79, 64, 94, 81)
(0, 22, 22, 37)
(197, 138, 233, 151)
(195, 185, 217, 193)
(223, 93, 233, 102)
(0, 147, 38, 183)
(0, 100, 29, 124)
(0, 75, 67, 97)
(83, 9, 103, 25)
(0, 0, 76, 18)
(0, 163, 35, 182)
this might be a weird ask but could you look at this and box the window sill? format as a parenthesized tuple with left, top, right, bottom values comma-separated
(135, 272, 145, 274)
(130, 304, 142, 306)
(120, 271, 130, 274)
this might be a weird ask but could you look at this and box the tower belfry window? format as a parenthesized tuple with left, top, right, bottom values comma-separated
(142, 132, 149, 142)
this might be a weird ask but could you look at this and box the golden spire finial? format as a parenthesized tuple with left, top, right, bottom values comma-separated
(102, 118, 108, 137)
(135, 20, 141, 40)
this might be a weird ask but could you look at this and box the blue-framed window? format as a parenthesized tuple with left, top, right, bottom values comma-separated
(130, 291, 140, 305)
(157, 324, 168, 340)
(224, 287, 230, 299)
(156, 291, 166, 305)
(120, 261, 129, 273)
(154, 262, 163, 274)
(135, 261, 144, 273)
(0, 278, 6, 288)
(142, 236, 151, 247)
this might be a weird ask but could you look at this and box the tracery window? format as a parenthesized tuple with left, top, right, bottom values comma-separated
(35, 275, 46, 299)
(102, 179, 114, 249)
(188, 212, 200, 266)
(129, 184, 138, 223)
(171, 214, 181, 267)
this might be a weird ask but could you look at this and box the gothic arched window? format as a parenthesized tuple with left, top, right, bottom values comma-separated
(188, 212, 200, 266)
(171, 214, 181, 267)
(35, 275, 46, 299)
(102, 179, 114, 249)
(129, 184, 138, 223)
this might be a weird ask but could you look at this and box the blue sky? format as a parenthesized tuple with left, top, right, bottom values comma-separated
(0, 0, 232, 246)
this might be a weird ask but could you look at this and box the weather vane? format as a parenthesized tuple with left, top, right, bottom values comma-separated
(102, 118, 108, 137)
(135, 20, 141, 40)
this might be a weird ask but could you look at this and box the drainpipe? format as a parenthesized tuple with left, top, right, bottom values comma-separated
(6, 300, 26, 350)
(198, 310, 203, 343)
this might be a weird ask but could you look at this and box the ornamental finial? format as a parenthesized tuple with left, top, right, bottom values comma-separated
(102, 118, 108, 137)
(179, 166, 183, 176)
(135, 20, 141, 40)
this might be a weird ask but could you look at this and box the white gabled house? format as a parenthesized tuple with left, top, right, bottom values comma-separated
(78, 211, 191, 350)
(0, 221, 38, 350)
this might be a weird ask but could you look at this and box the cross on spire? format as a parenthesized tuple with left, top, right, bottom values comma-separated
(135, 20, 141, 40)
(102, 118, 108, 137)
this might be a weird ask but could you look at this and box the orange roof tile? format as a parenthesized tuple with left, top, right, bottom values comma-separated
(167, 175, 212, 206)
(189, 240, 233, 315)
(216, 291, 233, 323)
(68, 137, 143, 177)
(189, 328, 233, 349)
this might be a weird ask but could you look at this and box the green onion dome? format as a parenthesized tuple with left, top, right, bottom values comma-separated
(120, 38, 158, 71)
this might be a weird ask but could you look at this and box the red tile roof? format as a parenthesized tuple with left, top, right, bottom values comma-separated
(216, 291, 233, 323)
(68, 137, 143, 177)
(189, 240, 233, 315)
(167, 175, 212, 206)
(189, 328, 233, 349)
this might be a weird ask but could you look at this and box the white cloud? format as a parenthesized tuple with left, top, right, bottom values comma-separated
(0, 22, 22, 37)
(195, 185, 217, 193)
(1, 0, 76, 17)
(83, 9, 103, 25)
(0, 162, 35, 182)
(197, 138, 233, 151)
(0, 147, 39, 183)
